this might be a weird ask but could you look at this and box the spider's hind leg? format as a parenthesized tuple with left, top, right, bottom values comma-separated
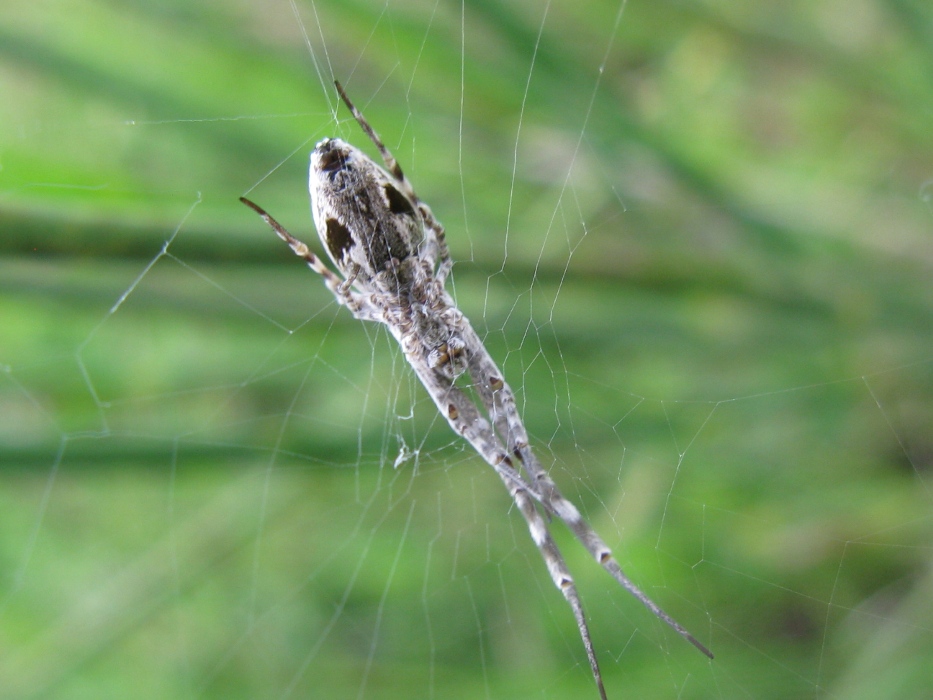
(334, 81, 453, 285)
(240, 196, 381, 322)
(334, 80, 407, 186)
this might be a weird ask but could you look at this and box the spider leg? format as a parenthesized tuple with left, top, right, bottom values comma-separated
(515, 439, 714, 659)
(334, 81, 407, 187)
(501, 460, 609, 700)
(421, 206, 452, 285)
(240, 197, 381, 322)
(400, 348, 607, 700)
(454, 313, 715, 660)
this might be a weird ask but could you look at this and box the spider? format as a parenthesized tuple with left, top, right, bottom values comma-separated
(241, 80, 713, 699)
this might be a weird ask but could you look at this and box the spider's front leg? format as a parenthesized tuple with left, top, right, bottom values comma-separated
(405, 353, 608, 700)
(442, 306, 714, 661)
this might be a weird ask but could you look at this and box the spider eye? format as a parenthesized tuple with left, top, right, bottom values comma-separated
(384, 184, 416, 217)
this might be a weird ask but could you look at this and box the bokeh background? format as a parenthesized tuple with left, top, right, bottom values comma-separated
(2, 1, 932, 698)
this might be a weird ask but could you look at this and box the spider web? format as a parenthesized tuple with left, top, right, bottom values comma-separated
(3, 0, 933, 698)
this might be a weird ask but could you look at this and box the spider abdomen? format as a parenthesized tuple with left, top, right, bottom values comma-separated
(309, 137, 425, 291)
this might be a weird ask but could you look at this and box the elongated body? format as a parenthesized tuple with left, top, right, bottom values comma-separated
(241, 81, 712, 700)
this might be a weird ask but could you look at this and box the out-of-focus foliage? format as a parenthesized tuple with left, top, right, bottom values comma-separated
(1, 1, 931, 698)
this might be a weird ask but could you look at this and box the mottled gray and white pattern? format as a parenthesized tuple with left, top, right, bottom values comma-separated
(241, 81, 712, 700)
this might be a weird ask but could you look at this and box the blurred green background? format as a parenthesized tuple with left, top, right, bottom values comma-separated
(2, 0, 932, 698)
